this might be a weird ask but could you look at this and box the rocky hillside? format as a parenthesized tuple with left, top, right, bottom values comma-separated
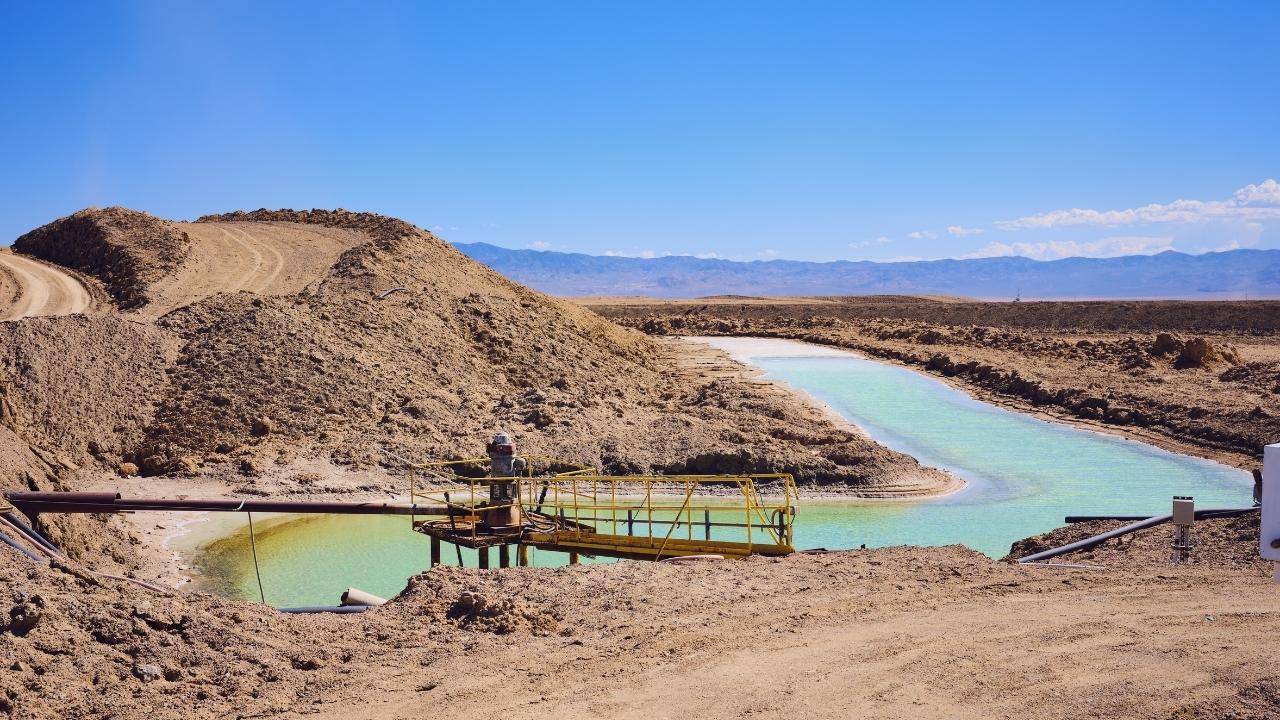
(0, 208, 941, 491)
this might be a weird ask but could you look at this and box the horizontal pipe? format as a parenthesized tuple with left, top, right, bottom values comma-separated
(1064, 507, 1259, 523)
(1018, 561, 1107, 570)
(5, 492, 452, 517)
(1018, 514, 1172, 564)
(340, 587, 387, 607)
(278, 605, 370, 614)
(16, 491, 122, 504)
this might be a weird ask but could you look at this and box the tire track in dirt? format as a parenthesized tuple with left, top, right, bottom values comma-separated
(135, 221, 366, 319)
(0, 251, 93, 320)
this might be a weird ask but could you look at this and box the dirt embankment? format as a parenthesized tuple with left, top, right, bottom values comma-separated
(592, 294, 1280, 333)
(4, 515, 1277, 720)
(14, 208, 190, 310)
(591, 298, 1280, 467)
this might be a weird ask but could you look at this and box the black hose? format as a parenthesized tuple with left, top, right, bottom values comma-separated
(0, 512, 62, 557)
(278, 605, 369, 614)
(0, 528, 45, 563)
(1018, 514, 1173, 564)
(443, 492, 464, 566)
(1064, 507, 1258, 523)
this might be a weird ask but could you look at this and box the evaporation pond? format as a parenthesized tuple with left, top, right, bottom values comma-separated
(194, 339, 1252, 607)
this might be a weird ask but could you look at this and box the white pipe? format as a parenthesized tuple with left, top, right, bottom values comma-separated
(340, 587, 387, 607)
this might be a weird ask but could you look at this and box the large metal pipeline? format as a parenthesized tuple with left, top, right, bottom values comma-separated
(4, 491, 453, 518)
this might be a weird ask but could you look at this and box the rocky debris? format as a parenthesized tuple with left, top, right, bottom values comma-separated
(1150, 332, 1182, 356)
(132, 663, 163, 682)
(250, 416, 274, 436)
(14, 207, 190, 309)
(3, 596, 44, 637)
(1173, 336, 1241, 369)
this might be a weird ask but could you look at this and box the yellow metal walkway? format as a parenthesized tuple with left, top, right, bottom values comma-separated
(405, 458, 796, 563)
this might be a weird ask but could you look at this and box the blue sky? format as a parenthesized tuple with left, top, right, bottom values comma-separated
(2, 2, 1277, 262)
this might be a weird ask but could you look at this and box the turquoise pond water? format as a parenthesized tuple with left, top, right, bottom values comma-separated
(195, 339, 1253, 607)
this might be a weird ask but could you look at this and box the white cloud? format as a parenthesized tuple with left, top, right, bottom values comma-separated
(947, 225, 985, 236)
(996, 179, 1280, 230)
(1194, 237, 1260, 254)
(962, 235, 1175, 261)
(907, 230, 937, 240)
(758, 249, 778, 258)
(694, 252, 719, 259)
(884, 255, 924, 263)
(849, 235, 892, 249)
(639, 249, 656, 259)
(529, 241, 550, 249)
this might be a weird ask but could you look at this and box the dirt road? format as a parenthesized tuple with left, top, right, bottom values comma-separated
(135, 221, 365, 318)
(0, 250, 93, 320)
(302, 549, 1279, 720)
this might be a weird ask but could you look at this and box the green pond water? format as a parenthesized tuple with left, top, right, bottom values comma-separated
(196, 339, 1253, 607)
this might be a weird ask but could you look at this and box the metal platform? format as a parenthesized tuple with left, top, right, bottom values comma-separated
(405, 457, 797, 565)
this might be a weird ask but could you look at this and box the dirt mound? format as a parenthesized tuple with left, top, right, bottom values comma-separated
(105, 209, 921, 487)
(396, 567, 560, 635)
(0, 556, 371, 719)
(14, 208, 189, 310)
(1175, 336, 1242, 369)
(0, 316, 180, 467)
(0, 207, 930, 488)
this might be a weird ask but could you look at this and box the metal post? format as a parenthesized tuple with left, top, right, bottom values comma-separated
(569, 552, 579, 565)
(517, 544, 529, 567)
(705, 510, 711, 541)
(430, 536, 441, 567)
(478, 547, 490, 570)
(499, 544, 510, 568)
(1171, 496, 1194, 564)
(627, 510, 634, 536)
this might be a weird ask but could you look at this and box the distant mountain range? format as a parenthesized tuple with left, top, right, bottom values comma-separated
(453, 243, 1280, 300)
